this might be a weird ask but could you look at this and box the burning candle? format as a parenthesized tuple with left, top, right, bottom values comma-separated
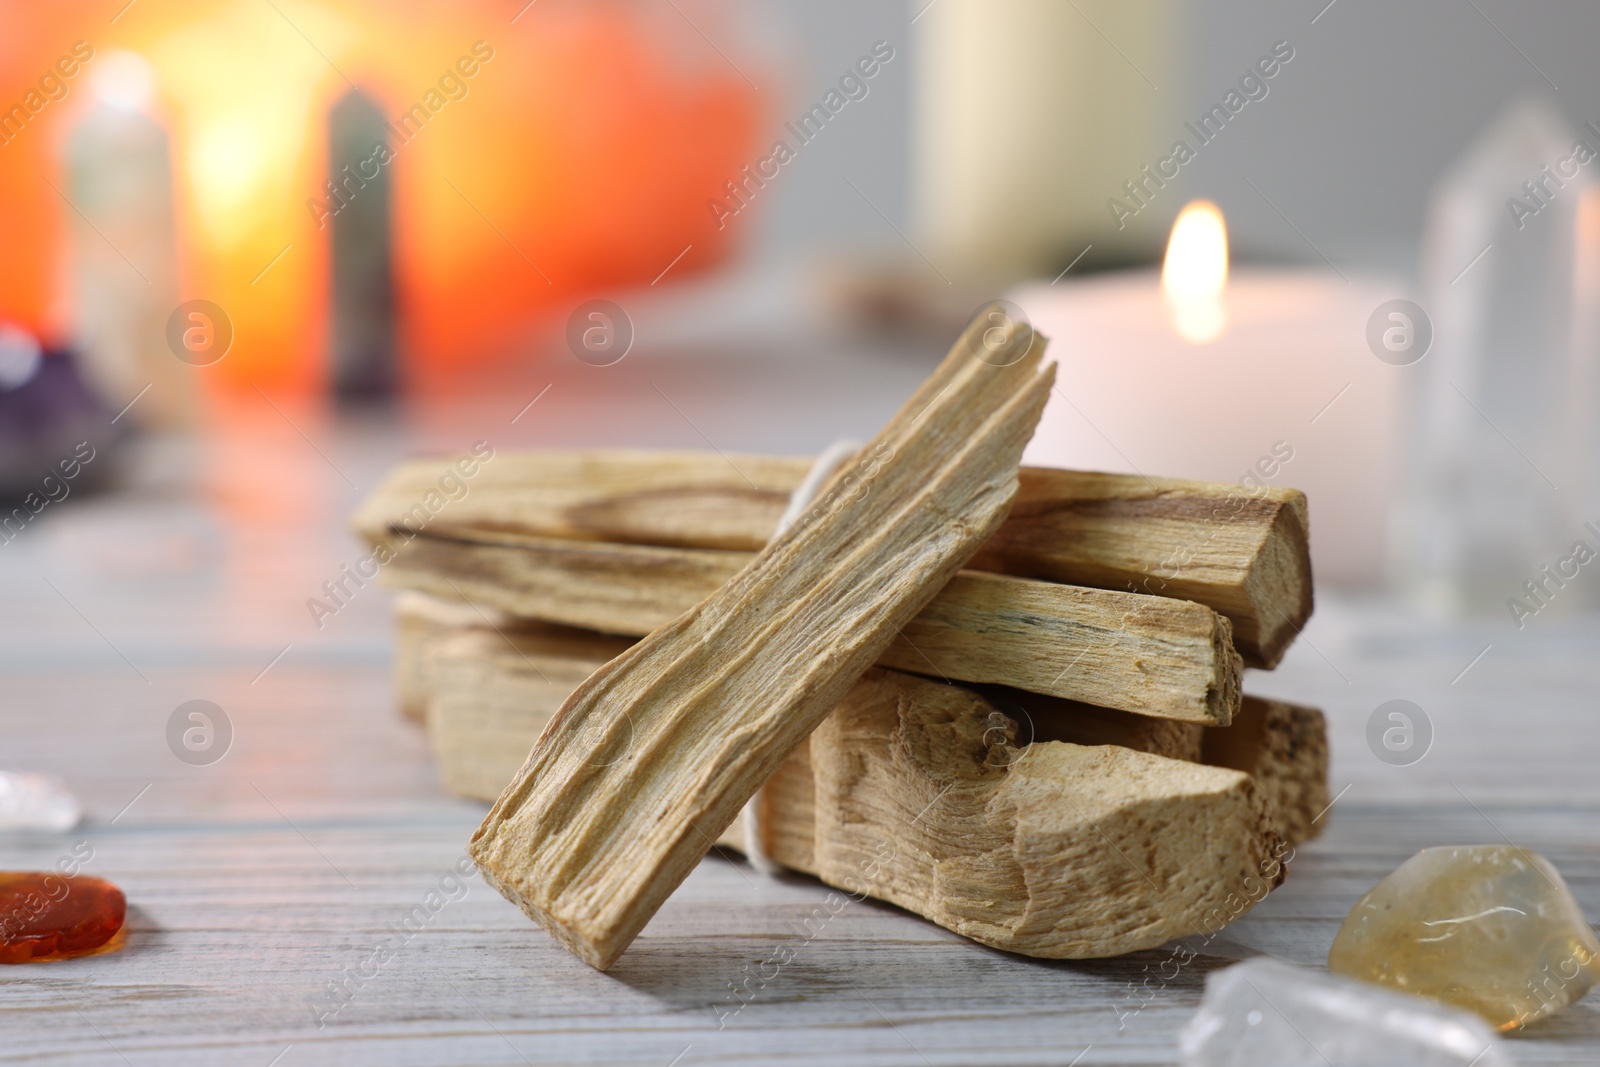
(1161, 200, 1228, 344)
(1013, 201, 1398, 586)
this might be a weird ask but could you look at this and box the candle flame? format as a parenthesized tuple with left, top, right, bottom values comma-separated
(1162, 200, 1228, 343)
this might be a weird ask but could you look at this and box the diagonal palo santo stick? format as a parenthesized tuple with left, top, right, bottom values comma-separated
(468, 309, 1055, 969)
(381, 529, 1242, 724)
(352, 457, 1311, 667)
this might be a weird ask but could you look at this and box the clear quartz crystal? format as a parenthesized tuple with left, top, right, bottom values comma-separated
(1398, 96, 1600, 612)
(0, 772, 83, 832)
(1180, 958, 1512, 1066)
(1330, 844, 1600, 1030)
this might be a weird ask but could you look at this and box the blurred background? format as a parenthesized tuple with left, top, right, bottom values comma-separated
(2, 0, 1599, 642)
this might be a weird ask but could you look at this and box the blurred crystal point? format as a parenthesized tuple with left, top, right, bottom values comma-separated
(0, 771, 83, 831)
(1180, 958, 1512, 1066)
(1397, 96, 1600, 612)
(1330, 844, 1600, 1030)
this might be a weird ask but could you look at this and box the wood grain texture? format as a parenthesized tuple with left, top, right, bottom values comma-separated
(993, 687, 1207, 762)
(347, 449, 807, 551)
(414, 626, 1325, 829)
(381, 529, 1242, 724)
(393, 591, 528, 722)
(417, 628, 1220, 794)
(426, 626, 633, 802)
(971, 468, 1312, 669)
(889, 569, 1239, 726)
(417, 629, 1287, 958)
(768, 669, 1287, 958)
(468, 311, 1056, 969)
(1205, 695, 1330, 848)
(384, 529, 746, 640)
(353, 454, 1311, 666)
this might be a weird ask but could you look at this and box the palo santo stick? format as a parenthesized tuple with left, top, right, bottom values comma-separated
(393, 591, 540, 722)
(970, 468, 1311, 669)
(468, 310, 1054, 970)
(1204, 695, 1330, 847)
(423, 628, 631, 803)
(353, 454, 1311, 666)
(382, 529, 1241, 724)
(770, 669, 1285, 957)
(422, 632, 1285, 957)
(891, 569, 1238, 725)
(426, 625, 633, 801)
(347, 451, 804, 551)
(1001, 687, 1326, 846)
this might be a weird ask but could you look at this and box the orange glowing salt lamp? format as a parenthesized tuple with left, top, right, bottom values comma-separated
(0, 6, 96, 342)
(0, 0, 345, 392)
(0, 1, 766, 396)
(385, 3, 767, 390)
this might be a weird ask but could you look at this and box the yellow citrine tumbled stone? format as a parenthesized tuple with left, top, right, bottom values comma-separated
(1329, 844, 1600, 1030)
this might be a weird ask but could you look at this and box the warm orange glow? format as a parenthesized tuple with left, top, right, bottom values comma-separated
(393, 5, 765, 388)
(0, 1, 766, 395)
(1162, 200, 1229, 343)
(157, 3, 349, 250)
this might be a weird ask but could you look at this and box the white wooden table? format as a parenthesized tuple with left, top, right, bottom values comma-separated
(3, 340, 1598, 1065)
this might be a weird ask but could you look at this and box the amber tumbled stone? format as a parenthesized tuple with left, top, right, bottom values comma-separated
(1329, 845, 1600, 1030)
(0, 872, 126, 963)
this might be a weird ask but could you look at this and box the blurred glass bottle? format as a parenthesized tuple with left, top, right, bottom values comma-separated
(1395, 97, 1600, 613)
(64, 49, 193, 430)
(326, 87, 396, 405)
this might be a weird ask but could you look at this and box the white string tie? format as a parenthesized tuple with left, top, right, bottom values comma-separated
(739, 438, 861, 874)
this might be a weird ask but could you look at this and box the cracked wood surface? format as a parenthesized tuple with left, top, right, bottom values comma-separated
(418, 624, 1315, 957)
(415, 622, 1324, 855)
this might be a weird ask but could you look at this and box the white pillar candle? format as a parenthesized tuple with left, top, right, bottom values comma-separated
(913, 0, 1175, 279)
(1011, 204, 1397, 587)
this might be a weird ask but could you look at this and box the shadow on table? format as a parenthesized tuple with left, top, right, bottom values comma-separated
(607, 861, 1250, 1018)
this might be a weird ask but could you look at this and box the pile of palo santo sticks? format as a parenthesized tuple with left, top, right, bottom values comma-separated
(352, 309, 1327, 969)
